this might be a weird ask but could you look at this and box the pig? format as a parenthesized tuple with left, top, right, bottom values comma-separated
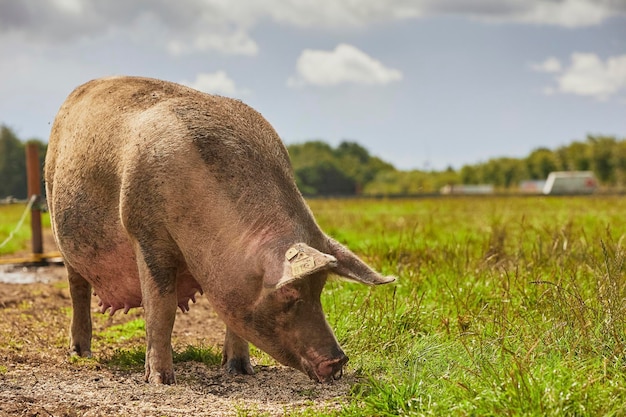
(44, 76, 395, 385)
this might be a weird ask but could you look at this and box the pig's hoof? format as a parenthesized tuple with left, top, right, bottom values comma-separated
(224, 358, 255, 375)
(70, 347, 92, 358)
(145, 369, 176, 385)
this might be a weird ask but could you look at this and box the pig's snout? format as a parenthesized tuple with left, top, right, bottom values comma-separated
(313, 353, 349, 383)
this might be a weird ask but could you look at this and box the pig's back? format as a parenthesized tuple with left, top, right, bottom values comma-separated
(45, 76, 307, 313)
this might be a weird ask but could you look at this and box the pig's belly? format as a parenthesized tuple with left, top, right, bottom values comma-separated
(65, 243, 203, 315)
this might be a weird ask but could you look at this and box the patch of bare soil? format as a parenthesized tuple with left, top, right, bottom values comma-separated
(0, 265, 354, 416)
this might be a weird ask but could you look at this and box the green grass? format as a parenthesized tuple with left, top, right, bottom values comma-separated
(307, 196, 626, 416)
(0, 203, 51, 255)
(105, 344, 221, 371)
(105, 347, 146, 370)
(97, 318, 146, 344)
(173, 344, 221, 366)
(4, 196, 626, 415)
(97, 319, 221, 370)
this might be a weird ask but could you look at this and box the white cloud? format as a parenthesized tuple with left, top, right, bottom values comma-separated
(288, 43, 403, 88)
(536, 53, 626, 100)
(264, 0, 422, 28)
(557, 53, 626, 100)
(1, 0, 624, 55)
(530, 57, 562, 73)
(262, 0, 625, 29)
(472, 0, 618, 28)
(167, 30, 258, 56)
(180, 71, 250, 97)
(50, 0, 83, 15)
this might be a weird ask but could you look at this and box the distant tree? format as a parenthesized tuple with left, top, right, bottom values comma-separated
(336, 141, 393, 192)
(0, 126, 27, 199)
(526, 148, 560, 180)
(559, 141, 591, 171)
(612, 141, 626, 188)
(460, 165, 480, 184)
(288, 141, 337, 194)
(295, 161, 356, 195)
(362, 170, 402, 195)
(335, 141, 370, 163)
(287, 140, 335, 168)
(486, 158, 527, 188)
(461, 157, 527, 188)
(0, 125, 47, 199)
(288, 140, 394, 196)
(364, 169, 444, 195)
(588, 135, 616, 184)
(483, 160, 505, 187)
(434, 166, 460, 191)
(288, 136, 626, 195)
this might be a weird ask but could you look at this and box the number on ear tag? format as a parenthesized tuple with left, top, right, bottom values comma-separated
(291, 255, 316, 277)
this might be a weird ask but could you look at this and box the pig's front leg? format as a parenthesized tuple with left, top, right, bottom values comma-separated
(222, 327, 255, 375)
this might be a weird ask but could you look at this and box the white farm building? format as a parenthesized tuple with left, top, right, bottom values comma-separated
(542, 171, 598, 195)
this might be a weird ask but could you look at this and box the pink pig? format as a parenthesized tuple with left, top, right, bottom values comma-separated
(45, 76, 395, 384)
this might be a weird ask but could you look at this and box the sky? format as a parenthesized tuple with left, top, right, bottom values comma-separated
(1, 0, 625, 170)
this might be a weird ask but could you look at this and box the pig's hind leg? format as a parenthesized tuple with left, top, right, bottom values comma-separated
(134, 241, 179, 385)
(222, 327, 255, 375)
(67, 264, 93, 358)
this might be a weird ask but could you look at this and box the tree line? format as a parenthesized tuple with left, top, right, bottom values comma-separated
(456, 136, 626, 189)
(1, 123, 624, 198)
(287, 141, 394, 195)
(293, 135, 626, 195)
(0, 125, 47, 199)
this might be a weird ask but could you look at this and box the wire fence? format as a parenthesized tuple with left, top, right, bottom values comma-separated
(0, 195, 37, 250)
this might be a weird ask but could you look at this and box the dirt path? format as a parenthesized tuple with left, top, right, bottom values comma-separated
(0, 265, 354, 416)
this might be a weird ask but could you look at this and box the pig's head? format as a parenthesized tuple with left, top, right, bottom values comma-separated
(228, 237, 395, 383)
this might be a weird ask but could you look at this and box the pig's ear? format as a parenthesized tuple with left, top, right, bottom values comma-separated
(327, 238, 396, 285)
(270, 243, 338, 289)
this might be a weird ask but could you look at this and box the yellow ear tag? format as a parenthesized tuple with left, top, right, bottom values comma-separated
(291, 254, 316, 277)
(285, 244, 317, 278)
(285, 247, 299, 261)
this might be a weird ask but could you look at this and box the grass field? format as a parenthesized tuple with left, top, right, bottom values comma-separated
(0, 203, 50, 255)
(2, 196, 626, 415)
(309, 196, 626, 416)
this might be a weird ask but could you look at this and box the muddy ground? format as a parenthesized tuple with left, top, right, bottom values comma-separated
(0, 237, 354, 416)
